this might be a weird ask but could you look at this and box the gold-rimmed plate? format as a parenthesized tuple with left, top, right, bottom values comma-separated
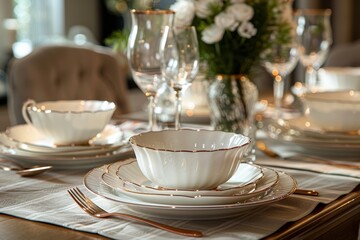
(107, 158, 265, 197)
(83, 165, 296, 220)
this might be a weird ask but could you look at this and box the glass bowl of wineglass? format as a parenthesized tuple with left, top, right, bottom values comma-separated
(295, 9, 332, 93)
(263, 39, 299, 118)
(160, 26, 200, 130)
(127, 10, 175, 130)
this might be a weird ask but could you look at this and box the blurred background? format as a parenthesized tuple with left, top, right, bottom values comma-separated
(0, 0, 359, 126)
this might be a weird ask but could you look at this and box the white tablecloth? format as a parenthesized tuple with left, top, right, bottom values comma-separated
(1, 155, 359, 240)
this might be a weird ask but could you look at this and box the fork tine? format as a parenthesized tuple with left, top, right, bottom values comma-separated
(68, 188, 97, 215)
(72, 187, 106, 214)
(68, 189, 90, 213)
(67, 188, 203, 237)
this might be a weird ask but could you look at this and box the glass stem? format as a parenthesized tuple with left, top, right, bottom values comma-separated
(174, 88, 182, 130)
(305, 66, 317, 92)
(148, 96, 156, 131)
(273, 75, 285, 118)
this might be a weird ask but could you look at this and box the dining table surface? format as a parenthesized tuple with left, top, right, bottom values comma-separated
(0, 115, 359, 240)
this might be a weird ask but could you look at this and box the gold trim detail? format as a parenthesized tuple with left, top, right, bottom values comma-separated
(130, 9, 175, 15)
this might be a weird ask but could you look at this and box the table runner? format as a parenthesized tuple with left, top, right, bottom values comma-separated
(1, 156, 359, 240)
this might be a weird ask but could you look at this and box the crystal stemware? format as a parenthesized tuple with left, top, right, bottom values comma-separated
(263, 40, 299, 118)
(160, 26, 199, 130)
(127, 10, 175, 130)
(295, 9, 332, 92)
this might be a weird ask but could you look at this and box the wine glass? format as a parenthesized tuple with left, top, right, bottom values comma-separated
(263, 39, 299, 118)
(160, 26, 199, 130)
(127, 10, 175, 130)
(295, 9, 332, 92)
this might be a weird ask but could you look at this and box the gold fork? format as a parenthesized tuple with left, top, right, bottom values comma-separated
(67, 187, 203, 238)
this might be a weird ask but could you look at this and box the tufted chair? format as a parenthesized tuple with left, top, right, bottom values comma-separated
(7, 44, 130, 125)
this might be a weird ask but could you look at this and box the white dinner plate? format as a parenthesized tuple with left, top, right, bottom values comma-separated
(83, 165, 296, 220)
(106, 159, 265, 197)
(101, 165, 278, 205)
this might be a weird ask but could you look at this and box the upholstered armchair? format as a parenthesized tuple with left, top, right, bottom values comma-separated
(7, 44, 130, 125)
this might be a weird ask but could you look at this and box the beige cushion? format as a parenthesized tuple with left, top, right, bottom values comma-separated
(7, 44, 130, 125)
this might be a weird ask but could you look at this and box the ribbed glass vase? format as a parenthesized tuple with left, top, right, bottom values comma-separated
(208, 74, 258, 162)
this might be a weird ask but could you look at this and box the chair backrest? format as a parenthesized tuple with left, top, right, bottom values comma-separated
(325, 40, 360, 67)
(7, 44, 130, 125)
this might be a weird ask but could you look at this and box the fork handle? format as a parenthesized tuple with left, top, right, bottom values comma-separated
(97, 212, 203, 237)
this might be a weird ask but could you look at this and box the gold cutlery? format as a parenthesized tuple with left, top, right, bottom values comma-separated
(256, 141, 360, 170)
(256, 142, 321, 196)
(67, 187, 203, 238)
(0, 159, 52, 177)
(293, 189, 319, 196)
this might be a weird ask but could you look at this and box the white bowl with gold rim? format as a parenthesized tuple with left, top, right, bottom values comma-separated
(22, 99, 116, 145)
(318, 67, 360, 91)
(303, 90, 360, 131)
(129, 129, 251, 190)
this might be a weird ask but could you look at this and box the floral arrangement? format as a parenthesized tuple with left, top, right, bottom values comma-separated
(170, 0, 294, 76)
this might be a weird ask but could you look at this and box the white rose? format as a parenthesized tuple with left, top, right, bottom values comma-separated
(215, 11, 238, 31)
(195, 0, 223, 19)
(226, 3, 254, 22)
(237, 21, 257, 39)
(201, 24, 225, 44)
(170, 0, 195, 26)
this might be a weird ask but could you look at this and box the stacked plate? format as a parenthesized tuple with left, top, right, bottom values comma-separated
(0, 124, 134, 169)
(84, 158, 297, 220)
(264, 116, 360, 157)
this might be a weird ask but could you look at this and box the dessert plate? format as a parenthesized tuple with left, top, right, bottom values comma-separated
(83, 165, 296, 220)
(107, 159, 265, 196)
(101, 166, 278, 205)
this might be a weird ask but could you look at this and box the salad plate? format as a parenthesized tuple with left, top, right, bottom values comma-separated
(106, 159, 265, 197)
(83, 165, 296, 220)
(4, 124, 124, 152)
(101, 165, 278, 205)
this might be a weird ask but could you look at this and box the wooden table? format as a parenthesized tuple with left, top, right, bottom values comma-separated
(1, 186, 359, 240)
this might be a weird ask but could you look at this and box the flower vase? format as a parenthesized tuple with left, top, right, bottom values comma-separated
(208, 74, 258, 162)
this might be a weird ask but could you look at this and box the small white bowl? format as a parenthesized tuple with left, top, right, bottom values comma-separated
(129, 129, 251, 190)
(303, 90, 360, 131)
(318, 67, 360, 91)
(22, 100, 116, 144)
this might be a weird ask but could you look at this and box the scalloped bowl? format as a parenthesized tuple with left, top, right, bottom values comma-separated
(22, 100, 116, 144)
(318, 67, 360, 91)
(303, 90, 360, 131)
(129, 129, 251, 190)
